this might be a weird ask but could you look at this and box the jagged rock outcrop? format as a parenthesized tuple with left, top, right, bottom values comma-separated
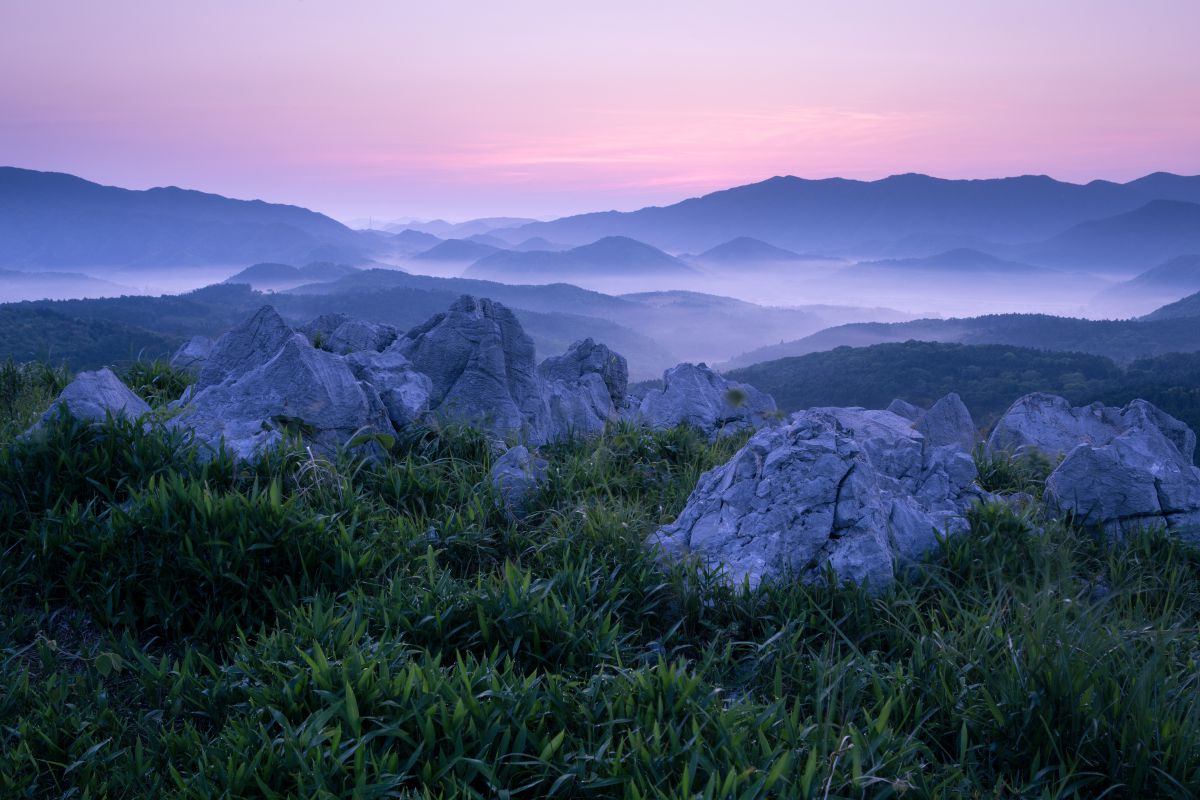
(344, 347, 432, 429)
(914, 393, 978, 452)
(169, 336, 214, 373)
(176, 333, 392, 460)
(886, 398, 923, 422)
(194, 306, 295, 391)
(987, 392, 1196, 463)
(634, 363, 777, 439)
(652, 403, 984, 591)
(393, 296, 547, 441)
(490, 445, 549, 519)
(39, 369, 151, 426)
(987, 394, 1200, 538)
(538, 338, 628, 406)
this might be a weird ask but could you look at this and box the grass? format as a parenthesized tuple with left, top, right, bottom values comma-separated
(1, 361, 1199, 797)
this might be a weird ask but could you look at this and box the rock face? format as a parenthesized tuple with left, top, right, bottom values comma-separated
(40, 369, 151, 425)
(653, 402, 984, 591)
(914, 393, 978, 452)
(886, 398, 923, 422)
(635, 363, 777, 438)
(169, 336, 214, 373)
(987, 393, 1200, 538)
(490, 445, 549, 519)
(538, 338, 628, 406)
(394, 296, 547, 441)
(987, 392, 1196, 463)
(344, 347, 432, 429)
(177, 333, 392, 460)
(195, 306, 295, 392)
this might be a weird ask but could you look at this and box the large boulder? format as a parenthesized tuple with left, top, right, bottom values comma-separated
(39, 369, 151, 425)
(652, 406, 983, 591)
(176, 333, 392, 460)
(169, 336, 214, 373)
(987, 393, 1196, 463)
(538, 338, 628, 406)
(394, 296, 546, 441)
(490, 445, 549, 520)
(195, 306, 295, 391)
(325, 319, 398, 355)
(914, 393, 978, 452)
(634, 363, 776, 439)
(345, 346, 433, 429)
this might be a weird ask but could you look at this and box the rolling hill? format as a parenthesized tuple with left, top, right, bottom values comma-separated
(690, 236, 830, 265)
(1022, 200, 1200, 272)
(464, 236, 697, 282)
(412, 239, 504, 262)
(0, 167, 369, 269)
(1143, 288, 1200, 321)
(223, 261, 361, 290)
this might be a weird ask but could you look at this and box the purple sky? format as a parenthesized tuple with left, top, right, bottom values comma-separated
(3, 1, 1198, 221)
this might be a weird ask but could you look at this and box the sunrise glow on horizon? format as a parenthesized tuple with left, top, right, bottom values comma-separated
(3, 0, 1198, 221)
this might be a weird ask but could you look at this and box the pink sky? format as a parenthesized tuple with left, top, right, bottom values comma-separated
(3, 0, 1198, 220)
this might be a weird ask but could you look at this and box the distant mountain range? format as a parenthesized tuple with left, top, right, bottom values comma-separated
(224, 261, 361, 290)
(464, 236, 698, 282)
(503, 172, 1200, 257)
(1143, 287, 1200, 321)
(689, 236, 834, 265)
(411, 239, 503, 262)
(1021, 200, 1200, 272)
(847, 248, 1052, 275)
(0, 167, 367, 269)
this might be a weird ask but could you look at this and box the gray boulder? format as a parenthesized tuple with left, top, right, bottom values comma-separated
(176, 334, 392, 460)
(652, 406, 983, 591)
(195, 306, 294, 391)
(394, 296, 546, 441)
(490, 445, 549, 519)
(987, 393, 1196, 462)
(326, 319, 398, 355)
(538, 338, 628, 406)
(886, 398, 923, 421)
(169, 336, 214, 373)
(634, 363, 776, 439)
(39, 368, 151, 425)
(345, 346, 432, 428)
(914, 393, 978, 452)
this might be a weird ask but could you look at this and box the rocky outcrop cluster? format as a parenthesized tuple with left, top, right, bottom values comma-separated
(987, 393, 1200, 540)
(653, 394, 984, 591)
(42, 296, 780, 462)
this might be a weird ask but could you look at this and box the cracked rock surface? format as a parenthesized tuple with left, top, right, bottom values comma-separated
(652, 401, 985, 591)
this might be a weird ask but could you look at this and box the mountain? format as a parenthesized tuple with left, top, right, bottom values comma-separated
(1143, 288, 1200, 321)
(505, 172, 1200, 253)
(412, 239, 505, 262)
(400, 217, 539, 238)
(0, 167, 369, 269)
(1023, 200, 1200, 272)
(1089, 255, 1200, 317)
(512, 237, 571, 252)
(465, 233, 511, 248)
(464, 236, 697, 282)
(722, 310, 1200, 369)
(692, 236, 832, 264)
(224, 261, 361, 290)
(848, 248, 1052, 274)
(391, 229, 442, 253)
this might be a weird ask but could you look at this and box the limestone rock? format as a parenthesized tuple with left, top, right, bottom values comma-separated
(345, 346, 432, 428)
(914, 392, 978, 452)
(394, 296, 545, 441)
(886, 398, 923, 421)
(634, 363, 776, 438)
(490, 445, 549, 519)
(176, 334, 392, 460)
(195, 306, 294, 392)
(652, 406, 983, 591)
(169, 336, 214, 373)
(39, 368, 151, 425)
(538, 338, 629, 406)
(326, 319, 398, 354)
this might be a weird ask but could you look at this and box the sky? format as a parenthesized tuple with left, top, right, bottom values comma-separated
(2, 0, 1199, 222)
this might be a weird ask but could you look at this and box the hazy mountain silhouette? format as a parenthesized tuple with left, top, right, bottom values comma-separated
(512, 237, 572, 252)
(1022, 200, 1200, 272)
(0, 268, 132, 301)
(0, 167, 367, 269)
(1090, 255, 1200, 317)
(849, 248, 1053, 274)
(224, 261, 361, 289)
(412, 239, 505, 262)
(391, 229, 442, 253)
(464, 236, 698, 282)
(1143, 287, 1200, 321)
(691, 236, 834, 264)
(506, 173, 1200, 254)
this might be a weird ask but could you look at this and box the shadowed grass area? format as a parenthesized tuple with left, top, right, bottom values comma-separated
(1, 362, 1199, 797)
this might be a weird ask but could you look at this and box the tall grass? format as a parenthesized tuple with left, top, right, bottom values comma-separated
(1, 360, 1198, 797)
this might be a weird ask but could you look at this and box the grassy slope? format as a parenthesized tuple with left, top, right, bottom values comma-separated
(1, 364, 1199, 797)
